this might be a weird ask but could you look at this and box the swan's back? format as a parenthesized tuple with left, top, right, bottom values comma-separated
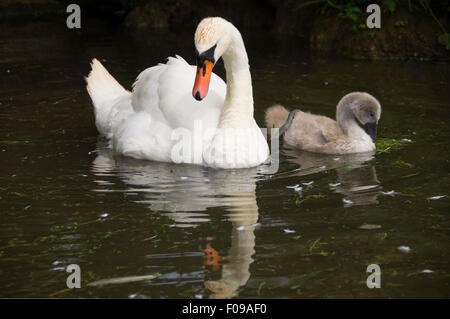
(285, 111, 342, 146)
(132, 56, 226, 131)
(265, 104, 343, 147)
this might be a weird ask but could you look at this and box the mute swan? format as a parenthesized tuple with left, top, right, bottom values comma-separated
(265, 92, 381, 154)
(86, 17, 269, 169)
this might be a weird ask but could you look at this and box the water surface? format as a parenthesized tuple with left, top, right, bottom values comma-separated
(0, 18, 449, 298)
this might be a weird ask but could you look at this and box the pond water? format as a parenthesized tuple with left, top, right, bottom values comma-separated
(0, 17, 449, 298)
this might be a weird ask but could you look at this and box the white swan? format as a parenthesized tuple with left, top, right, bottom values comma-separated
(86, 17, 269, 169)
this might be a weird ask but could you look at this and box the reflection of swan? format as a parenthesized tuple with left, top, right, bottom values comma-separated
(280, 147, 382, 206)
(204, 224, 256, 298)
(265, 92, 381, 154)
(86, 17, 268, 168)
(334, 165, 381, 206)
(92, 142, 259, 298)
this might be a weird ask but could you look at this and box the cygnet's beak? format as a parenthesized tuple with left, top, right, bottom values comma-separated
(364, 122, 377, 142)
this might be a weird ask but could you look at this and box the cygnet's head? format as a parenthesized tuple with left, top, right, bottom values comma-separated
(337, 92, 382, 142)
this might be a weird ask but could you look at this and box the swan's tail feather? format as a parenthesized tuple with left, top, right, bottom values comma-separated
(86, 59, 129, 135)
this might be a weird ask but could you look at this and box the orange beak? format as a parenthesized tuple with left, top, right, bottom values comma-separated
(192, 60, 213, 101)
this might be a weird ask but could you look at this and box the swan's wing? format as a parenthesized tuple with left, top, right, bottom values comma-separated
(105, 95, 135, 139)
(113, 56, 227, 163)
(297, 120, 349, 154)
(131, 63, 166, 119)
(158, 56, 226, 131)
(131, 56, 226, 131)
(113, 111, 174, 162)
(320, 121, 343, 143)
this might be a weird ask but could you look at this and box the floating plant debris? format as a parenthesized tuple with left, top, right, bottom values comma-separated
(88, 274, 159, 286)
(329, 182, 341, 187)
(428, 195, 446, 200)
(286, 184, 303, 192)
(376, 138, 413, 154)
(397, 246, 411, 253)
(342, 198, 353, 206)
(359, 224, 382, 230)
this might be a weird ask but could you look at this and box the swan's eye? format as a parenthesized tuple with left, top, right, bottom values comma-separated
(370, 112, 375, 118)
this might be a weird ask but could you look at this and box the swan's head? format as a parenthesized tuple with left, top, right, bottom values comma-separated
(338, 92, 382, 142)
(192, 17, 234, 101)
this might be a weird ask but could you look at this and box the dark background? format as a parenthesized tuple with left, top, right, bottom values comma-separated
(1, 0, 449, 60)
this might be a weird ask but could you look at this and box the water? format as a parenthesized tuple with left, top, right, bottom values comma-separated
(0, 18, 449, 298)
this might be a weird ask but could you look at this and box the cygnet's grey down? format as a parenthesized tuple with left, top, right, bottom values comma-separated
(265, 92, 381, 154)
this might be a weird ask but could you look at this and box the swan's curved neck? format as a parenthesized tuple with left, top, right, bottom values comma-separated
(218, 28, 254, 128)
(336, 103, 368, 140)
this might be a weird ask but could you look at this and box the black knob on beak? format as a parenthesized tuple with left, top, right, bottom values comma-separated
(194, 91, 202, 101)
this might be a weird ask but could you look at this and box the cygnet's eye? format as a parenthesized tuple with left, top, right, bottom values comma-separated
(369, 111, 375, 118)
